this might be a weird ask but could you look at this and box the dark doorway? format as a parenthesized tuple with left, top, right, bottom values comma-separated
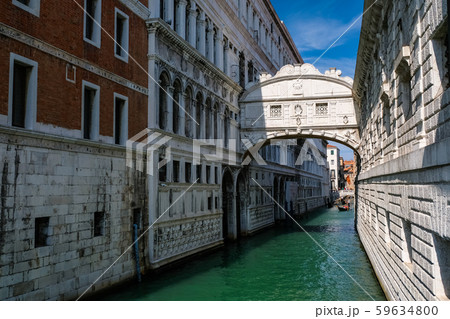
(222, 170, 233, 240)
(236, 173, 246, 237)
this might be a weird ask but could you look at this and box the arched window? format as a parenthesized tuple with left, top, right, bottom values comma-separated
(173, 79, 182, 134)
(158, 72, 170, 130)
(195, 91, 203, 138)
(184, 86, 193, 138)
(205, 97, 212, 139)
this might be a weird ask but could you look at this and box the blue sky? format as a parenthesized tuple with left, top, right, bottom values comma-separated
(272, 0, 363, 160)
(272, 0, 364, 78)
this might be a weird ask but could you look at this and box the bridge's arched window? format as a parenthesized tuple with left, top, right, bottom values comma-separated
(315, 103, 328, 116)
(173, 79, 182, 134)
(158, 72, 170, 130)
(270, 105, 282, 118)
(184, 86, 193, 138)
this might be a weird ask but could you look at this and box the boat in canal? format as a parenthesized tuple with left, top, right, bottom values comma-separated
(338, 205, 349, 211)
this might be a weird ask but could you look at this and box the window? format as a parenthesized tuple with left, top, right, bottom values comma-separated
(94, 211, 105, 237)
(315, 103, 328, 115)
(215, 167, 218, 184)
(208, 194, 212, 210)
(248, 61, 255, 83)
(114, 94, 128, 145)
(270, 105, 282, 117)
(35, 217, 49, 247)
(173, 160, 180, 183)
(206, 165, 211, 184)
(331, 170, 336, 178)
(331, 150, 334, 155)
(12, 0, 40, 17)
(159, 154, 167, 182)
(84, 0, 102, 48)
(196, 164, 202, 183)
(114, 8, 129, 62)
(331, 160, 335, 165)
(8, 53, 38, 129)
(185, 162, 192, 183)
(82, 81, 100, 140)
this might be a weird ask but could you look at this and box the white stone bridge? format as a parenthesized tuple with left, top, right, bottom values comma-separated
(240, 64, 360, 152)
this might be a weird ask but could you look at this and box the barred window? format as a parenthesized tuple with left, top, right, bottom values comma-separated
(270, 105, 282, 117)
(315, 103, 328, 115)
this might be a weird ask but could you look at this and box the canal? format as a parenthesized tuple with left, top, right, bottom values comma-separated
(98, 205, 386, 301)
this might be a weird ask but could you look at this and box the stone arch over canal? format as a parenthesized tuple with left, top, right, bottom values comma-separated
(239, 63, 360, 154)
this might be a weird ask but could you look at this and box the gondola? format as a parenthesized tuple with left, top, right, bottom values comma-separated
(338, 205, 349, 211)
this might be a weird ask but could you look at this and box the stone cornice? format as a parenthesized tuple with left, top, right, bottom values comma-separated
(146, 18, 243, 94)
(118, 0, 151, 20)
(353, 0, 384, 102)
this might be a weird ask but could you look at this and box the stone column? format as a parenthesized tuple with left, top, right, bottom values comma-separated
(198, 11, 206, 55)
(179, 93, 186, 136)
(210, 107, 215, 140)
(166, 86, 174, 132)
(147, 23, 158, 129)
(201, 103, 206, 139)
(216, 29, 224, 71)
(207, 24, 214, 63)
(188, 2, 197, 47)
(167, 0, 174, 28)
(223, 41, 229, 75)
(231, 190, 238, 239)
(193, 99, 198, 139)
(178, 0, 187, 39)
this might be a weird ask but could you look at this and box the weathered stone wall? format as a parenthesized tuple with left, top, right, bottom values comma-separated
(0, 129, 147, 300)
(354, 0, 450, 301)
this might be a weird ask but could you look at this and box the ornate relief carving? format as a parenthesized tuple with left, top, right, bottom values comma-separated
(193, 66, 200, 80)
(249, 207, 273, 230)
(153, 215, 222, 261)
(222, 87, 228, 99)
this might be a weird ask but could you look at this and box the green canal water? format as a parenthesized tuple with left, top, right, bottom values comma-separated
(98, 206, 386, 301)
